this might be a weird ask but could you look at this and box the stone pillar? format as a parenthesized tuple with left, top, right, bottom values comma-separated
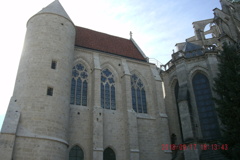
(0, 98, 20, 160)
(92, 53, 104, 160)
(175, 61, 200, 160)
(151, 65, 172, 159)
(206, 53, 219, 80)
(121, 59, 140, 160)
(178, 99, 194, 141)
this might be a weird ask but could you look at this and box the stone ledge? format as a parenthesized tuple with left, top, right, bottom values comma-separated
(130, 149, 140, 153)
(164, 150, 172, 154)
(16, 134, 68, 146)
(93, 148, 104, 151)
(137, 114, 155, 120)
(160, 113, 168, 118)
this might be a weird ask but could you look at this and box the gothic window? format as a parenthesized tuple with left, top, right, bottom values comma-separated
(70, 64, 88, 106)
(69, 145, 84, 160)
(101, 69, 116, 110)
(103, 147, 116, 160)
(192, 73, 221, 140)
(131, 74, 147, 113)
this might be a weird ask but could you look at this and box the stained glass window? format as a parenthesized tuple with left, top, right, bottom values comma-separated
(131, 74, 147, 113)
(101, 69, 116, 110)
(192, 73, 221, 140)
(70, 64, 88, 106)
(69, 145, 84, 160)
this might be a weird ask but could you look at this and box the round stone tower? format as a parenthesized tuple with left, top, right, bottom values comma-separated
(12, 0, 75, 159)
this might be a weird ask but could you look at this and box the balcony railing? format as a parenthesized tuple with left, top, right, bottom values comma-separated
(160, 45, 219, 71)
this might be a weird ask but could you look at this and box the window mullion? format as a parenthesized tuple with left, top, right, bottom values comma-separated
(81, 79, 83, 106)
(109, 84, 112, 110)
(74, 78, 77, 104)
(135, 86, 138, 113)
(140, 88, 143, 112)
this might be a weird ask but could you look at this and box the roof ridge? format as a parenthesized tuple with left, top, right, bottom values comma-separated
(76, 26, 130, 41)
(75, 26, 147, 62)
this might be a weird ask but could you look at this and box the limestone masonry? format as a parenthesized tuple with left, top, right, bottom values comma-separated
(0, 0, 239, 160)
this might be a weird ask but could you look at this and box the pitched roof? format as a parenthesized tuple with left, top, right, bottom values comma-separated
(183, 42, 202, 52)
(183, 42, 204, 58)
(75, 26, 147, 62)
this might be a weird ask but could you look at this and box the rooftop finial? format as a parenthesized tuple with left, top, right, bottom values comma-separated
(130, 31, 133, 39)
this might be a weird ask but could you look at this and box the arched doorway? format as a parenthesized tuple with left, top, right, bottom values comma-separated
(69, 145, 84, 160)
(103, 147, 116, 160)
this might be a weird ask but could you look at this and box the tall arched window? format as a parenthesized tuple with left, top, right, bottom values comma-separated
(192, 73, 221, 140)
(131, 74, 147, 113)
(70, 64, 88, 106)
(69, 145, 84, 160)
(103, 147, 116, 160)
(101, 69, 116, 110)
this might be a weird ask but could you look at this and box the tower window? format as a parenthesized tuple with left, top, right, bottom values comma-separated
(51, 60, 57, 69)
(47, 87, 53, 96)
(70, 63, 88, 106)
(131, 74, 147, 113)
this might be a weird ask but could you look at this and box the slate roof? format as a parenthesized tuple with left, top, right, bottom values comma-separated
(183, 42, 204, 58)
(37, 0, 72, 22)
(183, 42, 202, 52)
(75, 26, 147, 62)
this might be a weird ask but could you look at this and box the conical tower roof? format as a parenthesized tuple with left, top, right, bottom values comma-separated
(37, 0, 72, 22)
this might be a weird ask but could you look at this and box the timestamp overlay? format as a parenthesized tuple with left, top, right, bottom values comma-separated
(161, 144, 228, 151)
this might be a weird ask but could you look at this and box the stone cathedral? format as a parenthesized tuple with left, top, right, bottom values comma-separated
(0, 0, 239, 160)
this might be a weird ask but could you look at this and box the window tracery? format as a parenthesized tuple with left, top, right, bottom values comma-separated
(131, 74, 147, 113)
(70, 64, 88, 106)
(101, 69, 116, 110)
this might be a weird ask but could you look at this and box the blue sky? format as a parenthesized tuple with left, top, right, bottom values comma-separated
(0, 0, 221, 130)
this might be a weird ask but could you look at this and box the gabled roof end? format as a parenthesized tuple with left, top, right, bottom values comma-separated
(130, 37, 149, 62)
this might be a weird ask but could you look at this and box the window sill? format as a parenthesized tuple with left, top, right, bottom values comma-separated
(137, 114, 155, 120)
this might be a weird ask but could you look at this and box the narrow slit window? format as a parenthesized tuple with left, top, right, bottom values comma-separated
(51, 60, 57, 69)
(47, 87, 53, 96)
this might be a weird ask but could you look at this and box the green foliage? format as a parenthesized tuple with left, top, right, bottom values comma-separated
(213, 43, 240, 159)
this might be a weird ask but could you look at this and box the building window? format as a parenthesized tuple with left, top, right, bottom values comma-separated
(192, 73, 221, 140)
(70, 64, 88, 106)
(131, 74, 147, 113)
(51, 60, 57, 69)
(101, 69, 116, 110)
(69, 145, 84, 160)
(47, 87, 53, 96)
(103, 147, 116, 160)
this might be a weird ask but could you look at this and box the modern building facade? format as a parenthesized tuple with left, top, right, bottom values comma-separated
(0, 0, 239, 160)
